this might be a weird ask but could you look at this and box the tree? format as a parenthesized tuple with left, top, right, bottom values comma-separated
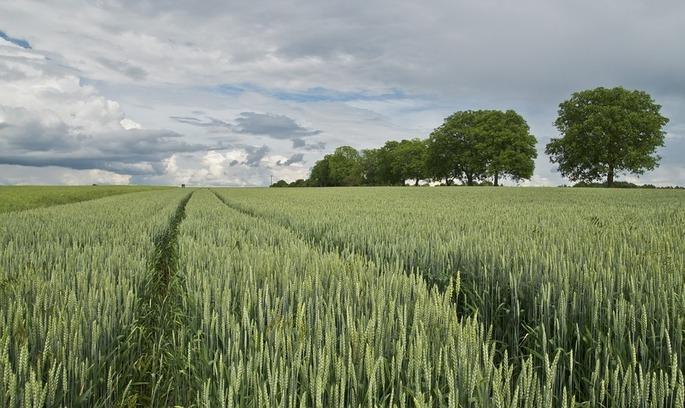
(328, 146, 363, 186)
(289, 179, 307, 187)
(308, 146, 364, 186)
(392, 139, 428, 185)
(271, 179, 289, 187)
(426, 130, 459, 185)
(480, 110, 537, 186)
(426, 111, 489, 185)
(308, 157, 330, 186)
(546, 87, 669, 187)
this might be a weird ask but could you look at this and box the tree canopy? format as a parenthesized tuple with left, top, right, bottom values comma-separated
(299, 110, 537, 187)
(427, 110, 537, 185)
(308, 146, 363, 187)
(360, 139, 428, 185)
(276, 90, 669, 188)
(546, 87, 669, 187)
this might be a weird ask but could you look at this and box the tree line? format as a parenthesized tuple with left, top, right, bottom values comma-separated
(272, 87, 669, 188)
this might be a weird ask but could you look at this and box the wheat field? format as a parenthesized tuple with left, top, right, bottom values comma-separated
(1, 186, 683, 407)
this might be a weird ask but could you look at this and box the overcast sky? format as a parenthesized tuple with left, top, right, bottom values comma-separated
(1, 0, 683, 186)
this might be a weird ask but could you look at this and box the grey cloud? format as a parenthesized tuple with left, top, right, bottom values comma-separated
(243, 145, 270, 167)
(171, 112, 322, 143)
(97, 57, 147, 80)
(0, 109, 207, 176)
(170, 115, 232, 128)
(172, 112, 325, 150)
(1, 120, 76, 152)
(278, 153, 305, 166)
(233, 112, 322, 140)
(292, 138, 326, 151)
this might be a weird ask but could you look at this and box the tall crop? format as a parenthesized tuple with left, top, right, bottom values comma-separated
(0, 190, 189, 407)
(217, 186, 685, 406)
(179, 190, 524, 406)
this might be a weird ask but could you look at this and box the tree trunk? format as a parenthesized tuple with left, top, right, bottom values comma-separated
(607, 163, 614, 187)
(414, 178, 420, 186)
(494, 172, 499, 187)
(466, 174, 474, 186)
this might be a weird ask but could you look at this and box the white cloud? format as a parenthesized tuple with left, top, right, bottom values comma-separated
(0, 0, 684, 185)
(120, 118, 141, 129)
(0, 164, 131, 185)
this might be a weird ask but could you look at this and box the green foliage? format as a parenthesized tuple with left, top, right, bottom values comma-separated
(328, 146, 364, 186)
(304, 110, 535, 187)
(361, 141, 403, 185)
(427, 110, 537, 185)
(546, 87, 669, 187)
(309, 158, 331, 186)
(309, 146, 364, 186)
(360, 139, 428, 185)
(271, 179, 309, 188)
(482, 110, 537, 185)
(391, 139, 429, 185)
(271, 179, 290, 187)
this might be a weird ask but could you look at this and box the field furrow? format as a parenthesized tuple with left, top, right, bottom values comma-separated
(113, 191, 196, 407)
(0, 189, 189, 407)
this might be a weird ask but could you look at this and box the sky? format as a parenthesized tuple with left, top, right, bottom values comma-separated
(1, 0, 683, 186)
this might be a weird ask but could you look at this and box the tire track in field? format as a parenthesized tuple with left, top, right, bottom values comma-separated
(209, 190, 523, 370)
(114, 191, 196, 407)
(210, 190, 451, 287)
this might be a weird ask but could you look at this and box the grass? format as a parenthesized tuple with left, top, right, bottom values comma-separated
(0, 185, 167, 214)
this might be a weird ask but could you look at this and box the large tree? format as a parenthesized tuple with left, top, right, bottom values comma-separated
(361, 141, 403, 185)
(308, 156, 330, 186)
(326, 146, 364, 186)
(391, 139, 428, 185)
(481, 110, 537, 186)
(427, 110, 536, 185)
(546, 87, 669, 187)
(427, 111, 488, 185)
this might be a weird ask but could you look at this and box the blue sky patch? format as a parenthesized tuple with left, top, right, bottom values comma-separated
(0, 30, 31, 49)
(212, 83, 408, 103)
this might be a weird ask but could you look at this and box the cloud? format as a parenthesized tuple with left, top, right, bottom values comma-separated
(170, 115, 232, 128)
(0, 42, 208, 177)
(233, 112, 322, 140)
(171, 110, 326, 153)
(278, 153, 305, 166)
(292, 138, 327, 150)
(243, 144, 270, 167)
(0, 165, 131, 185)
(0, 123, 207, 175)
(0, 1, 684, 185)
(170, 112, 323, 143)
(97, 57, 147, 80)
